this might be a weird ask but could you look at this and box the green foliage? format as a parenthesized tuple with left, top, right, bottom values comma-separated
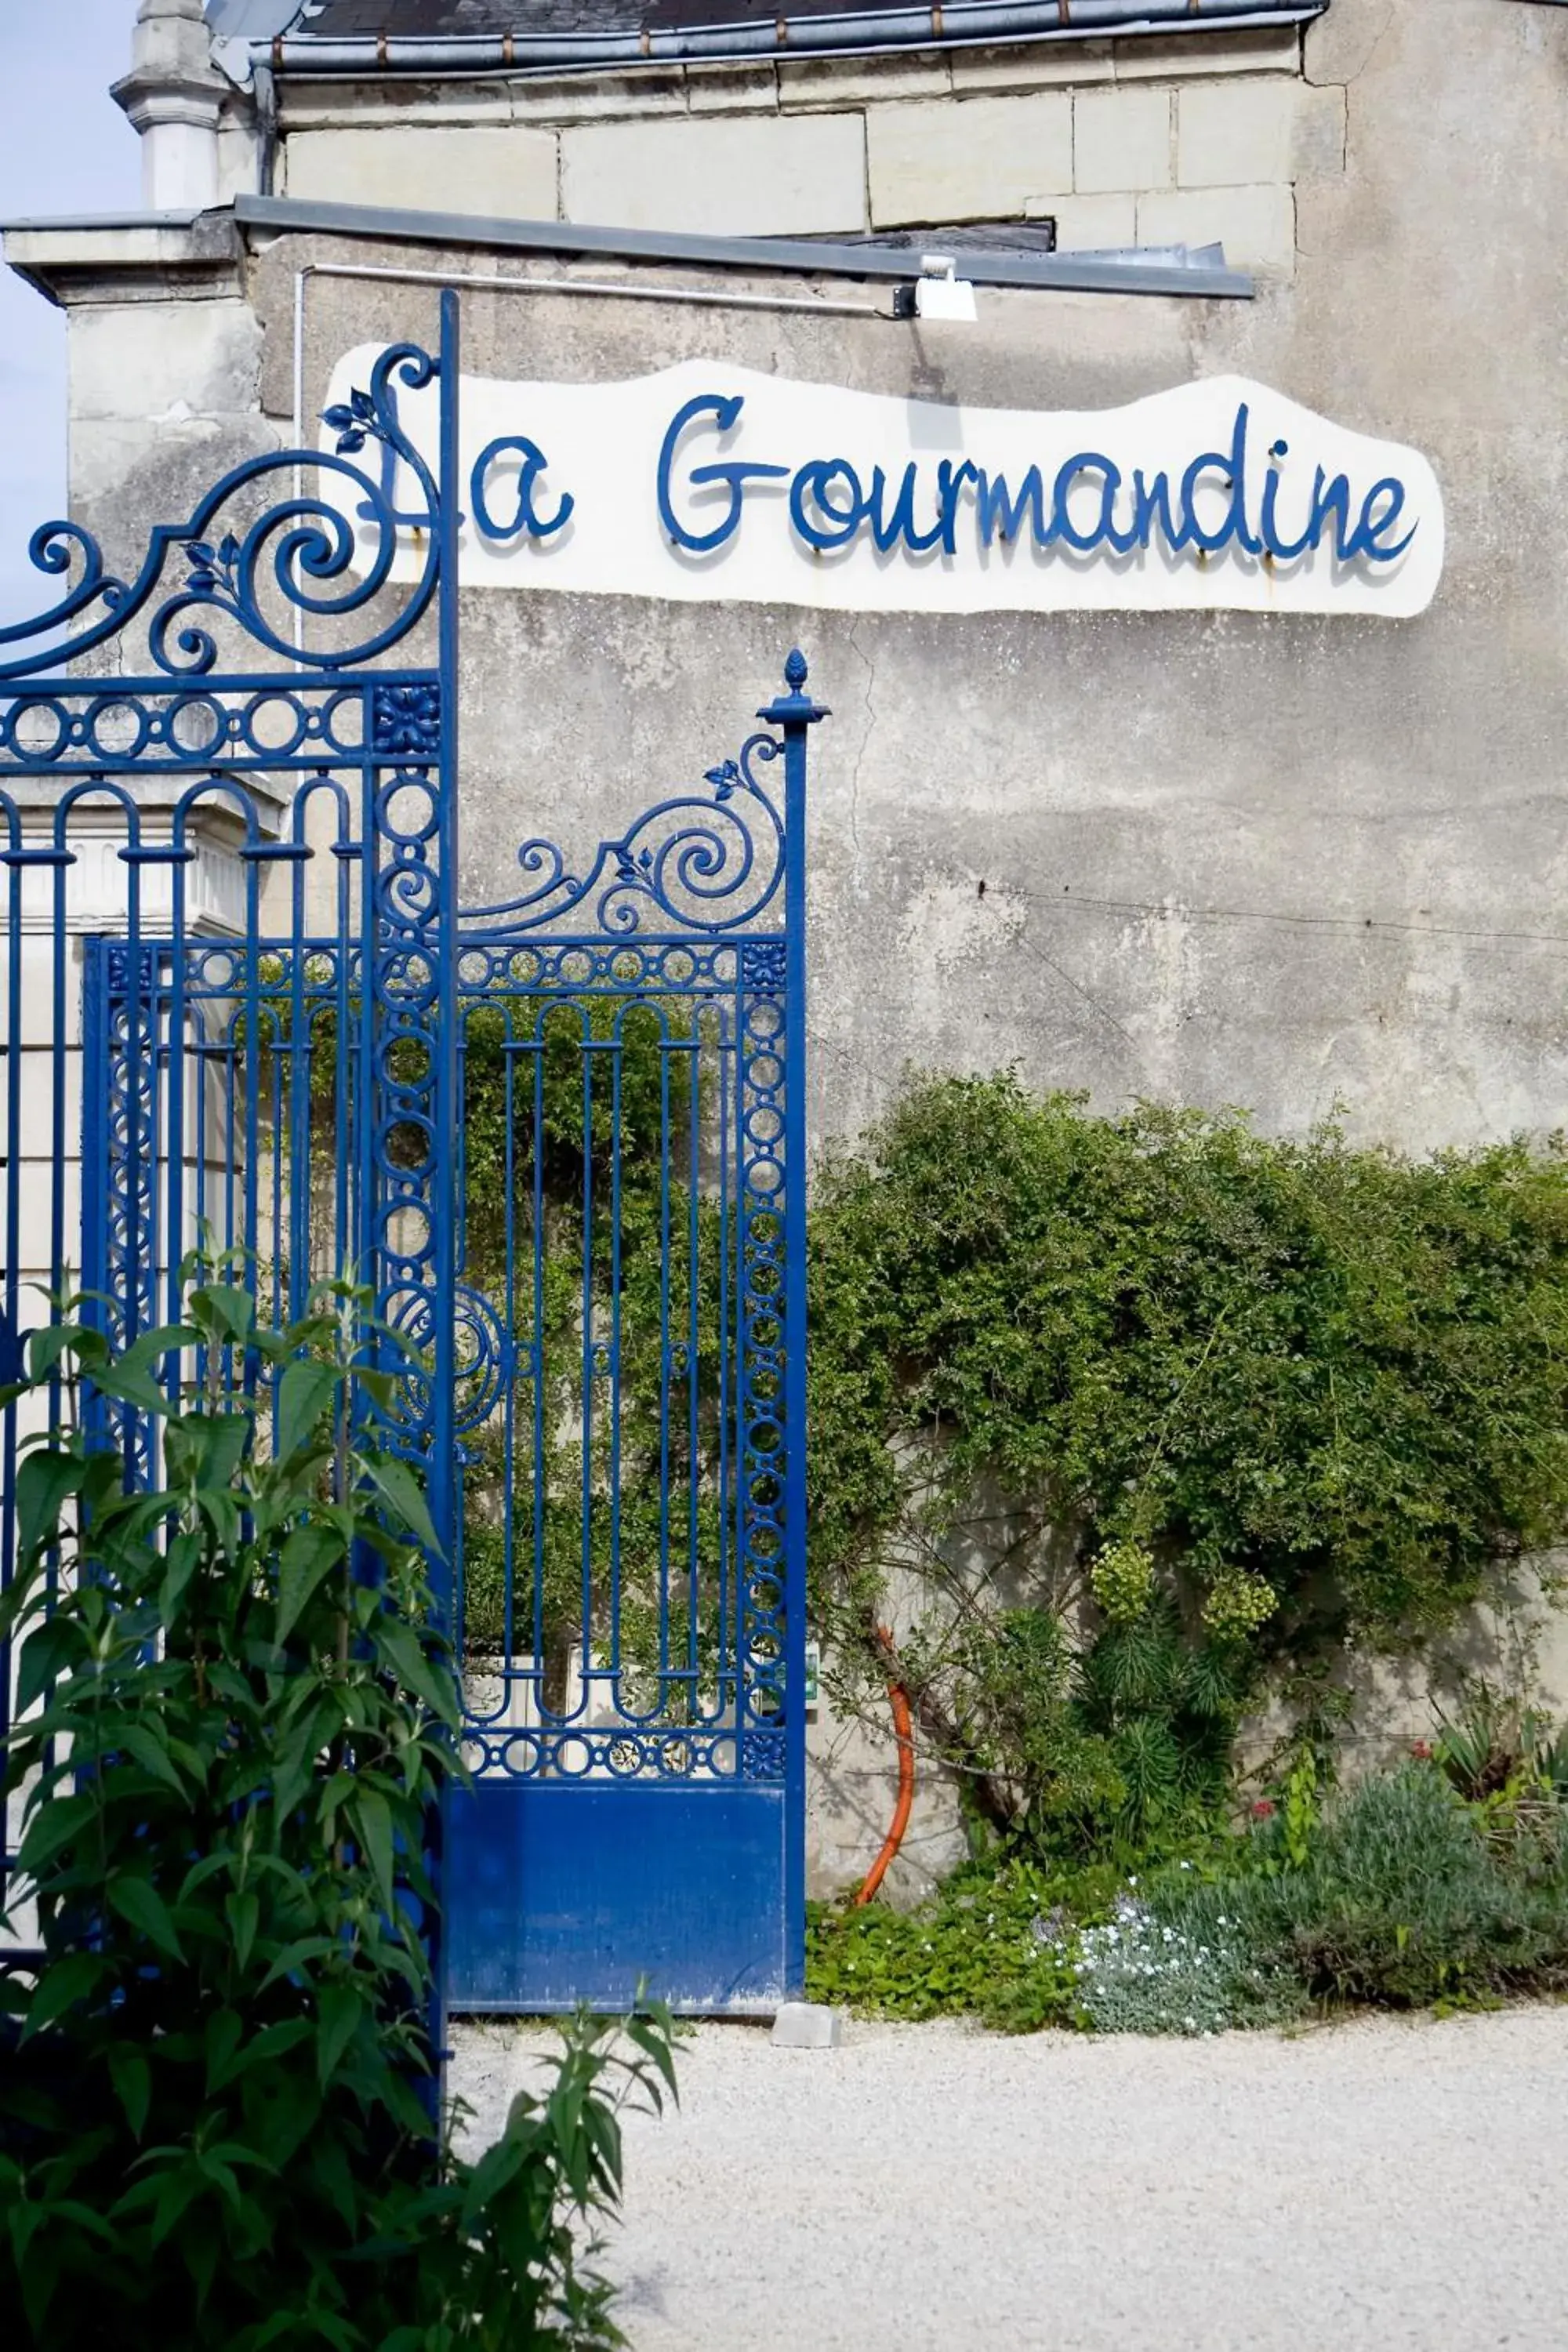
(259, 976, 731, 1705)
(0, 1277, 675, 2350)
(1089, 1538, 1156, 1628)
(927, 1595, 1247, 1859)
(1155, 1762, 1568, 2013)
(1430, 1681, 1568, 1806)
(806, 1857, 1124, 2032)
(1279, 1745, 1319, 1872)
(808, 1075, 1568, 1853)
(855, 1755, 1568, 2037)
(1068, 1884, 1301, 2036)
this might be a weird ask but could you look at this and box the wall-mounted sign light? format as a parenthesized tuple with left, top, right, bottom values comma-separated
(892, 255, 979, 325)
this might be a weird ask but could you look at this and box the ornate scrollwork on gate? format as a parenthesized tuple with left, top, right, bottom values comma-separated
(461, 728, 786, 937)
(0, 340, 441, 682)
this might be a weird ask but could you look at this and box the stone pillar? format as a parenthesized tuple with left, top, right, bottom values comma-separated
(111, 0, 225, 214)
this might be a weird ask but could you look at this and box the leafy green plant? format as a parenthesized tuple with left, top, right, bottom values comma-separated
(806, 1857, 1123, 2031)
(1154, 1762, 1568, 2012)
(1430, 1682, 1562, 1805)
(807, 1076, 1568, 1857)
(0, 1276, 675, 2349)
(1279, 1746, 1319, 1872)
(256, 973, 734, 1707)
(1068, 1884, 1301, 2036)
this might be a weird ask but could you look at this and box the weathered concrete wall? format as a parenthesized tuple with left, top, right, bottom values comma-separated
(241, 2, 1568, 1164)
(16, 0, 1568, 1896)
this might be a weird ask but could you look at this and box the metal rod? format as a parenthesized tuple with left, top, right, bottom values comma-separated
(292, 263, 306, 653)
(250, 192, 1252, 299)
(290, 257, 893, 579)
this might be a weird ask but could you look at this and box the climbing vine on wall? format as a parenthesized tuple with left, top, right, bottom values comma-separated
(805, 1076, 1568, 1856)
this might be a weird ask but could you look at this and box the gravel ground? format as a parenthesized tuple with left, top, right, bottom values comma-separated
(452, 2005, 1568, 2351)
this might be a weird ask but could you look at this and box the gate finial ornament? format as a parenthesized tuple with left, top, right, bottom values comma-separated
(758, 648, 829, 728)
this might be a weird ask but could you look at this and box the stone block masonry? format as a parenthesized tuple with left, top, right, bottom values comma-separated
(867, 94, 1072, 230)
(1138, 184, 1295, 271)
(285, 124, 559, 219)
(1073, 87, 1174, 198)
(1178, 78, 1297, 189)
(274, 30, 1326, 272)
(560, 111, 869, 238)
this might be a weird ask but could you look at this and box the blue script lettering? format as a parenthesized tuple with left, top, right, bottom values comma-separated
(658, 393, 789, 553)
(519, 384, 1420, 573)
(471, 434, 574, 541)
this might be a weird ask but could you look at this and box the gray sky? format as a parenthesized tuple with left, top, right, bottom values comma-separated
(0, 2, 141, 617)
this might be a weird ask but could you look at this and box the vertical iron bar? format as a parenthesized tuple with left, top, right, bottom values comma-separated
(164, 844, 191, 1403)
(288, 852, 311, 1322)
(426, 283, 464, 2082)
(78, 941, 109, 1460)
(429, 282, 463, 1600)
(48, 846, 71, 1437)
(763, 652, 824, 1999)
(608, 1023, 624, 1687)
(656, 1031, 673, 1693)
(0, 829, 23, 1933)
(333, 817, 355, 1290)
(530, 1010, 547, 1704)
(501, 1013, 519, 1671)
(716, 999, 734, 1722)
(578, 1014, 595, 1713)
(686, 1012, 701, 1694)
(240, 854, 262, 1421)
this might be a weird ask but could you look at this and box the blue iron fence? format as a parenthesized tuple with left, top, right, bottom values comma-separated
(0, 285, 818, 2015)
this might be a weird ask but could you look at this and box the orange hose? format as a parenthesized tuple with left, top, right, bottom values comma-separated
(854, 1627, 916, 1907)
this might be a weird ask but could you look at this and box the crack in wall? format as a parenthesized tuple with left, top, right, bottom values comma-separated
(846, 616, 876, 856)
(1305, 0, 1395, 86)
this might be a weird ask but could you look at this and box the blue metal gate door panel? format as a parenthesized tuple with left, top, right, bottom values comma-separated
(446, 1783, 788, 2012)
(444, 659, 824, 2013)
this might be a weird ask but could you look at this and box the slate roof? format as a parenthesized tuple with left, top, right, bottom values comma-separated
(209, 0, 1327, 60)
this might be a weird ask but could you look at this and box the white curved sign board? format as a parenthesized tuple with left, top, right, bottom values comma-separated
(322, 352, 1444, 619)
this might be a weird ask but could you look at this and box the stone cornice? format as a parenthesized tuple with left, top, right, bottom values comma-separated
(2, 212, 245, 310)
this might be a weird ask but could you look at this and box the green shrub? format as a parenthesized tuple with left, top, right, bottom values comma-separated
(1068, 1882, 1301, 2036)
(1430, 1682, 1568, 1806)
(1154, 1764, 1568, 2013)
(847, 1762, 1568, 2036)
(0, 1279, 675, 2350)
(808, 1076, 1568, 1853)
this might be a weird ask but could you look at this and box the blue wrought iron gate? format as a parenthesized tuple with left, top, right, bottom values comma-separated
(0, 289, 817, 2015)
